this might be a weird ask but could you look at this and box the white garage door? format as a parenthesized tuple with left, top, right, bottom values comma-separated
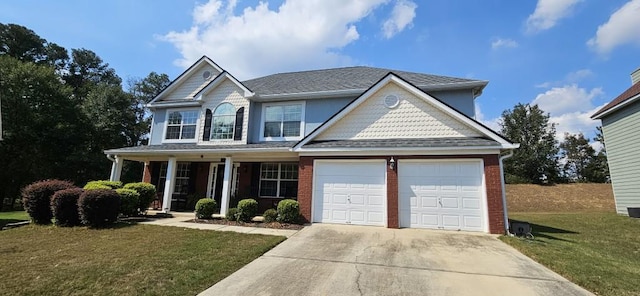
(313, 161, 386, 226)
(398, 160, 486, 232)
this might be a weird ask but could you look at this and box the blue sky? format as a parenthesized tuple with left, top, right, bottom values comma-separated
(2, 0, 640, 145)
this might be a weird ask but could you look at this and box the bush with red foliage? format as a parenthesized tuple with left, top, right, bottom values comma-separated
(78, 189, 120, 227)
(51, 188, 84, 227)
(21, 179, 75, 224)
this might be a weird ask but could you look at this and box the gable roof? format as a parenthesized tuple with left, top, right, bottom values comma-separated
(243, 66, 488, 99)
(592, 81, 640, 119)
(194, 71, 254, 99)
(293, 72, 517, 151)
(148, 56, 224, 105)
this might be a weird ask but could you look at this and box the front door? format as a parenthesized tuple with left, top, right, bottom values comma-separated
(207, 163, 226, 210)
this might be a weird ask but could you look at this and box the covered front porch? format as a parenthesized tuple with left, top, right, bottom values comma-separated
(105, 145, 300, 216)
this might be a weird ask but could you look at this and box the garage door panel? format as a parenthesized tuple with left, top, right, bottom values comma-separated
(399, 160, 485, 232)
(313, 161, 386, 226)
(462, 198, 481, 209)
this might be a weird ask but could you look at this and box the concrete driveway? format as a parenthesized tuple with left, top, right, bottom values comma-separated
(199, 224, 593, 296)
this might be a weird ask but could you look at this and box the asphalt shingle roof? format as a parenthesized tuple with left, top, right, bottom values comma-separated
(105, 142, 297, 153)
(592, 81, 640, 118)
(242, 66, 487, 96)
(302, 138, 500, 149)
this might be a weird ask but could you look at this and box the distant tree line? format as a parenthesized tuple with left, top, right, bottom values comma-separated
(0, 23, 170, 210)
(500, 103, 609, 184)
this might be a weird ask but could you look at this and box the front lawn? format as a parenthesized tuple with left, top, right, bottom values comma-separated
(500, 212, 640, 296)
(0, 211, 29, 228)
(0, 223, 285, 295)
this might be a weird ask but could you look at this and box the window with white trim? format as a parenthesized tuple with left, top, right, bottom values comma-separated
(158, 162, 190, 194)
(259, 163, 298, 198)
(261, 102, 304, 140)
(211, 103, 235, 140)
(165, 110, 199, 140)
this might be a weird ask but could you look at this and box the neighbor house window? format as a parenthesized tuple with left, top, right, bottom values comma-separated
(262, 102, 304, 140)
(165, 110, 198, 140)
(211, 103, 235, 140)
(259, 163, 298, 198)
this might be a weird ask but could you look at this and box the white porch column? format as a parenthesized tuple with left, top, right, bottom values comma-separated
(220, 156, 233, 216)
(162, 157, 177, 213)
(109, 156, 123, 181)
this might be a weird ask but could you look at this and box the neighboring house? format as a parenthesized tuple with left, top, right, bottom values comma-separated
(105, 56, 518, 234)
(592, 68, 640, 215)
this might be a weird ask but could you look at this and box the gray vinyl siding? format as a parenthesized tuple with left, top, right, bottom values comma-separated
(149, 109, 167, 145)
(601, 99, 640, 214)
(429, 89, 475, 118)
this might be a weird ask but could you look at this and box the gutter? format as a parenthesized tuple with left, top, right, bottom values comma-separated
(499, 151, 514, 235)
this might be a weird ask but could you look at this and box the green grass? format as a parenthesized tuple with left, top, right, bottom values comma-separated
(0, 223, 285, 296)
(500, 212, 640, 296)
(0, 211, 29, 228)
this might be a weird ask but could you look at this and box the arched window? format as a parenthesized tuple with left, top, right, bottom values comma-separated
(211, 103, 235, 140)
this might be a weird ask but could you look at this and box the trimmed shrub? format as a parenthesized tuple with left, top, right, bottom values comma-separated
(84, 180, 123, 190)
(116, 188, 140, 217)
(277, 199, 300, 224)
(226, 208, 239, 221)
(21, 179, 75, 224)
(83, 183, 112, 190)
(51, 188, 83, 227)
(78, 189, 120, 227)
(263, 208, 278, 223)
(195, 198, 216, 219)
(236, 199, 258, 222)
(123, 182, 156, 213)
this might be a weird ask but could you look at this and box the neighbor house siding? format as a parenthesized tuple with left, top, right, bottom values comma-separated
(602, 99, 640, 214)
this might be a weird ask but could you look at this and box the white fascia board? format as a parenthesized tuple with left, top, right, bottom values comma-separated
(146, 101, 202, 109)
(298, 147, 502, 156)
(592, 93, 640, 119)
(103, 147, 292, 155)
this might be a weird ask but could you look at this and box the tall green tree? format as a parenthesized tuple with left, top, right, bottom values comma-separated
(560, 132, 596, 182)
(0, 56, 83, 206)
(500, 103, 560, 184)
(0, 23, 68, 71)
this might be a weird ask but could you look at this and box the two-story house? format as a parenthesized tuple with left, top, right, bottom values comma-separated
(105, 56, 518, 234)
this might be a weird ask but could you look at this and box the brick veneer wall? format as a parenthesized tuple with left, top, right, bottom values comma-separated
(296, 154, 505, 234)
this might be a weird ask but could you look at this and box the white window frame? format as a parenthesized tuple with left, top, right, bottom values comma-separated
(259, 101, 306, 141)
(163, 108, 200, 143)
(210, 103, 235, 141)
(259, 163, 299, 198)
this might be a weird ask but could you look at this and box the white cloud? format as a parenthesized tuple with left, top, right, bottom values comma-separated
(526, 0, 582, 33)
(550, 105, 605, 141)
(565, 69, 593, 82)
(382, 0, 417, 39)
(491, 38, 518, 49)
(161, 0, 417, 80)
(587, 0, 640, 54)
(474, 102, 500, 132)
(532, 84, 603, 115)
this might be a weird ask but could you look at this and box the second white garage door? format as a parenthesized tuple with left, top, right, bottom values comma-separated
(398, 160, 486, 232)
(313, 161, 386, 226)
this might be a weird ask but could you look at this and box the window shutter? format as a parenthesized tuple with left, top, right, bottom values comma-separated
(203, 109, 212, 141)
(234, 107, 244, 141)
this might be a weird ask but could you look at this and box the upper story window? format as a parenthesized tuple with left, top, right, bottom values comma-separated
(261, 102, 305, 141)
(165, 110, 199, 141)
(211, 103, 235, 140)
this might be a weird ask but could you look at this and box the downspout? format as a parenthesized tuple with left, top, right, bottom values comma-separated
(499, 151, 514, 235)
(106, 154, 116, 162)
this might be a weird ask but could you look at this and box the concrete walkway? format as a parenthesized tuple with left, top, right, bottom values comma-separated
(139, 212, 300, 238)
(199, 224, 593, 296)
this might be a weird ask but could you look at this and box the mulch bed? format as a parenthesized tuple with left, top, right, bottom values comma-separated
(189, 218, 305, 230)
